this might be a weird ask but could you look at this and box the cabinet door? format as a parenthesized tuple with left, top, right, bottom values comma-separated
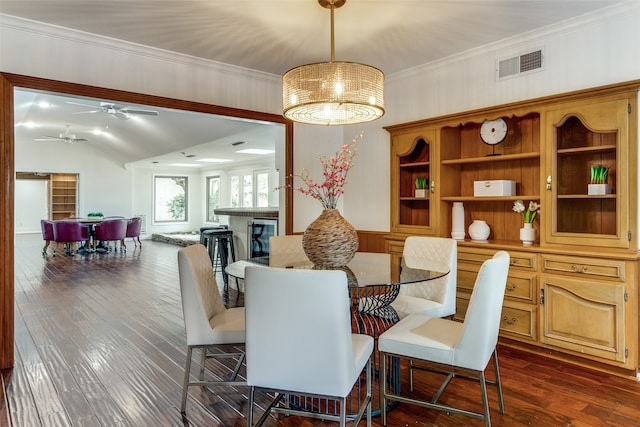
(544, 97, 630, 248)
(540, 274, 627, 365)
(390, 129, 437, 235)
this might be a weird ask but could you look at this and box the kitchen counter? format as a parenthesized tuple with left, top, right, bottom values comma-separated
(213, 207, 279, 218)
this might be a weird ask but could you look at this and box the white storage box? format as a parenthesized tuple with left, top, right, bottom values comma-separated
(474, 180, 516, 197)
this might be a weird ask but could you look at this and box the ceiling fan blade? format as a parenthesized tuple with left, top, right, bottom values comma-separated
(66, 101, 102, 109)
(114, 111, 132, 120)
(72, 138, 88, 142)
(72, 110, 101, 114)
(35, 136, 61, 141)
(121, 108, 159, 116)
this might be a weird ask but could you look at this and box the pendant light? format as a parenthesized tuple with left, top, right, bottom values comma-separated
(282, 0, 385, 125)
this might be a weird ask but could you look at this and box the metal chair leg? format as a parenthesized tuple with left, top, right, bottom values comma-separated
(181, 346, 194, 413)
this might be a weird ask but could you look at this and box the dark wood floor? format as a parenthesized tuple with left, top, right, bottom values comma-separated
(3, 234, 640, 427)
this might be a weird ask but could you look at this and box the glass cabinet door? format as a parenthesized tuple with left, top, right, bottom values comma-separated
(390, 129, 437, 235)
(544, 98, 630, 248)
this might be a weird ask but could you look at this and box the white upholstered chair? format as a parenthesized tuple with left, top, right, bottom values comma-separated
(378, 250, 510, 427)
(391, 236, 457, 319)
(268, 234, 307, 267)
(177, 244, 246, 413)
(244, 266, 373, 427)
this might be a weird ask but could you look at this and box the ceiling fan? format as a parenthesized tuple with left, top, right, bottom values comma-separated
(67, 101, 159, 120)
(35, 125, 88, 143)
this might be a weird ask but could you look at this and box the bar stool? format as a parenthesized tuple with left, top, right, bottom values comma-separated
(205, 229, 236, 290)
(199, 225, 228, 250)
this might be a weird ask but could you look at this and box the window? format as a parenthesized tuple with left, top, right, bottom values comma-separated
(206, 176, 221, 222)
(243, 174, 253, 207)
(229, 169, 274, 207)
(255, 169, 270, 207)
(154, 175, 188, 222)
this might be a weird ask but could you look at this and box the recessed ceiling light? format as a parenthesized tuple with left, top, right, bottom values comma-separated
(37, 101, 50, 108)
(197, 158, 232, 163)
(236, 148, 275, 155)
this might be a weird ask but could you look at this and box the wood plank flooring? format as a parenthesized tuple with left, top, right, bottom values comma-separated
(3, 233, 640, 426)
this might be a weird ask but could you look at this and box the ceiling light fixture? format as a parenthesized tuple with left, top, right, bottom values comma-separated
(197, 158, 233, 163)
(236, 148, 275, 155)
(282, 0, 384, 125)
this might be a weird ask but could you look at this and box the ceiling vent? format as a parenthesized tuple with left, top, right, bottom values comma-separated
(498, 49, 543, 79)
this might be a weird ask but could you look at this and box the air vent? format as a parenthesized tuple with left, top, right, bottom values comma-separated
(498, 49, 543, 78)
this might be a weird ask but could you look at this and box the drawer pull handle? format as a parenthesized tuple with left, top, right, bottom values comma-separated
(510, 260, 517, 265)
(571, 264, 588, 273)
(506, 283, 517, 292)
(502, 316, 518, 325)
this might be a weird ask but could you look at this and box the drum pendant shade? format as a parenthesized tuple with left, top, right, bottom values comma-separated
(282, 0, 384, 125)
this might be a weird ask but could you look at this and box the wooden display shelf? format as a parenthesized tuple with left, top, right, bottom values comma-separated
(441, 152, 540, 165)
(558, 194, 616, 199)
(557, 144, 616, 155)
(441, 195, 540, 202)
(399, 161, 429, 168)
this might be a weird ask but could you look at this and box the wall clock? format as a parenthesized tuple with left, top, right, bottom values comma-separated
(480, 118, 507, 155)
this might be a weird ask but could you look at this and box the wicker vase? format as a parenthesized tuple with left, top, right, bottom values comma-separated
(303, 209, 358, 268)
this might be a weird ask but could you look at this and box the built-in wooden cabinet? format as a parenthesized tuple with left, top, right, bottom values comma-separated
(545, 96, 632, 248)
(386, 80, 640, 376)
(50, 173, 78, 220)
(390, 129, 437, 235)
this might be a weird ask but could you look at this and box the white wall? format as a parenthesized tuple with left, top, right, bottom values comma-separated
(3, 2, 640, 234)
(14, 179, 47, 233)
(15, 136, 134, 225)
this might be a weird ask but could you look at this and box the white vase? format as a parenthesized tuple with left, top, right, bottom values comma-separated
(451, 202, 465, 240)
(468, 220, 490, 242)
(520, 223, 536, 246)
(415, 189, 427, 198)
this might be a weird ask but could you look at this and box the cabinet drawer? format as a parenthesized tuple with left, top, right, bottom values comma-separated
(505, 272, 536, 303)
(458, 267, 535, 304)
(457, 267, 478, 292)
(459, 248, 537, 271)
(542, 255, 625, 282)
(386, 239, 405, 255)
(457, 294, 537, 341)
(509, 253, 537, 271)
(455, 291, 471, 321)
(500, 303, 537, 341)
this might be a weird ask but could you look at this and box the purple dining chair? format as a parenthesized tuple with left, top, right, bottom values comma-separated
(40, 219, 55, 256)
(93, 219, 128, 253)
(124, 217, 142, 248)
(52, 221, 90, 256)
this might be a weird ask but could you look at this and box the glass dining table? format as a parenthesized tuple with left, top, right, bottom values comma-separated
(225, 251, 450, 417)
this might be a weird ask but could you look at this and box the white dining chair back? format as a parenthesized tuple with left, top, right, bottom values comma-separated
(378, 250, 510, 427)
(244, 266, 373, 427)
(177, 244, 246, 414)
(268, 234, 307, 267)
(392, 236, 457, 319)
